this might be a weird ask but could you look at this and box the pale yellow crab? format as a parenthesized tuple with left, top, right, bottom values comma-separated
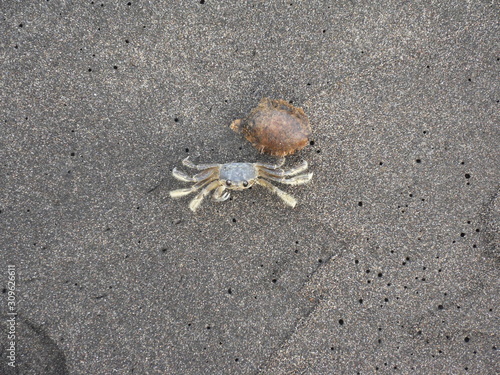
(169, 157, 313, 211)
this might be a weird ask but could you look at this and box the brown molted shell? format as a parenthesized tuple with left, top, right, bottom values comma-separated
(230, 98, 312, 157)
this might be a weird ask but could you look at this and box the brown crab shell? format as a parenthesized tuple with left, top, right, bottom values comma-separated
(230, 98, 312, 157)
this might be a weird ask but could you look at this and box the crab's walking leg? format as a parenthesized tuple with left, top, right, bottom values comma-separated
(259, 160, 309, 177)
(172, 167, 217, 182)
(172, 168, 194, 182)
(170, 177, 216, 198)
(283, 160, 309, 176)
(260, 171, 313, 185)
(182, 157, 220, 171)
(212, 185, 230, 202)
(189, 180, 221, 211)
(255, 158, 286, 170)
(256, 179, 297, 208)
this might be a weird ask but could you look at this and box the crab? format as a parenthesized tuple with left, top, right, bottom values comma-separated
(230, 98, 312, 156)
(169, 157, 313, 212)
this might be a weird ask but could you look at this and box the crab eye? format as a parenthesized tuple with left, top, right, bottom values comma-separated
(242, 181, 249, 187)
(226, 180, 232, 186)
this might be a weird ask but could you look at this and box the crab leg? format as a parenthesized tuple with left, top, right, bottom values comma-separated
(182, 156, 220, 170)
(259, 160, 309, 177)
(189, 180, 221, 211)
(212, 185, 230, 202)
(256, 178, 297, 208)
(172, 167, 217, 182)
(169, 176, 216, 198)
(260, 171, 313, 185)
(255, 158, 286, 170)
